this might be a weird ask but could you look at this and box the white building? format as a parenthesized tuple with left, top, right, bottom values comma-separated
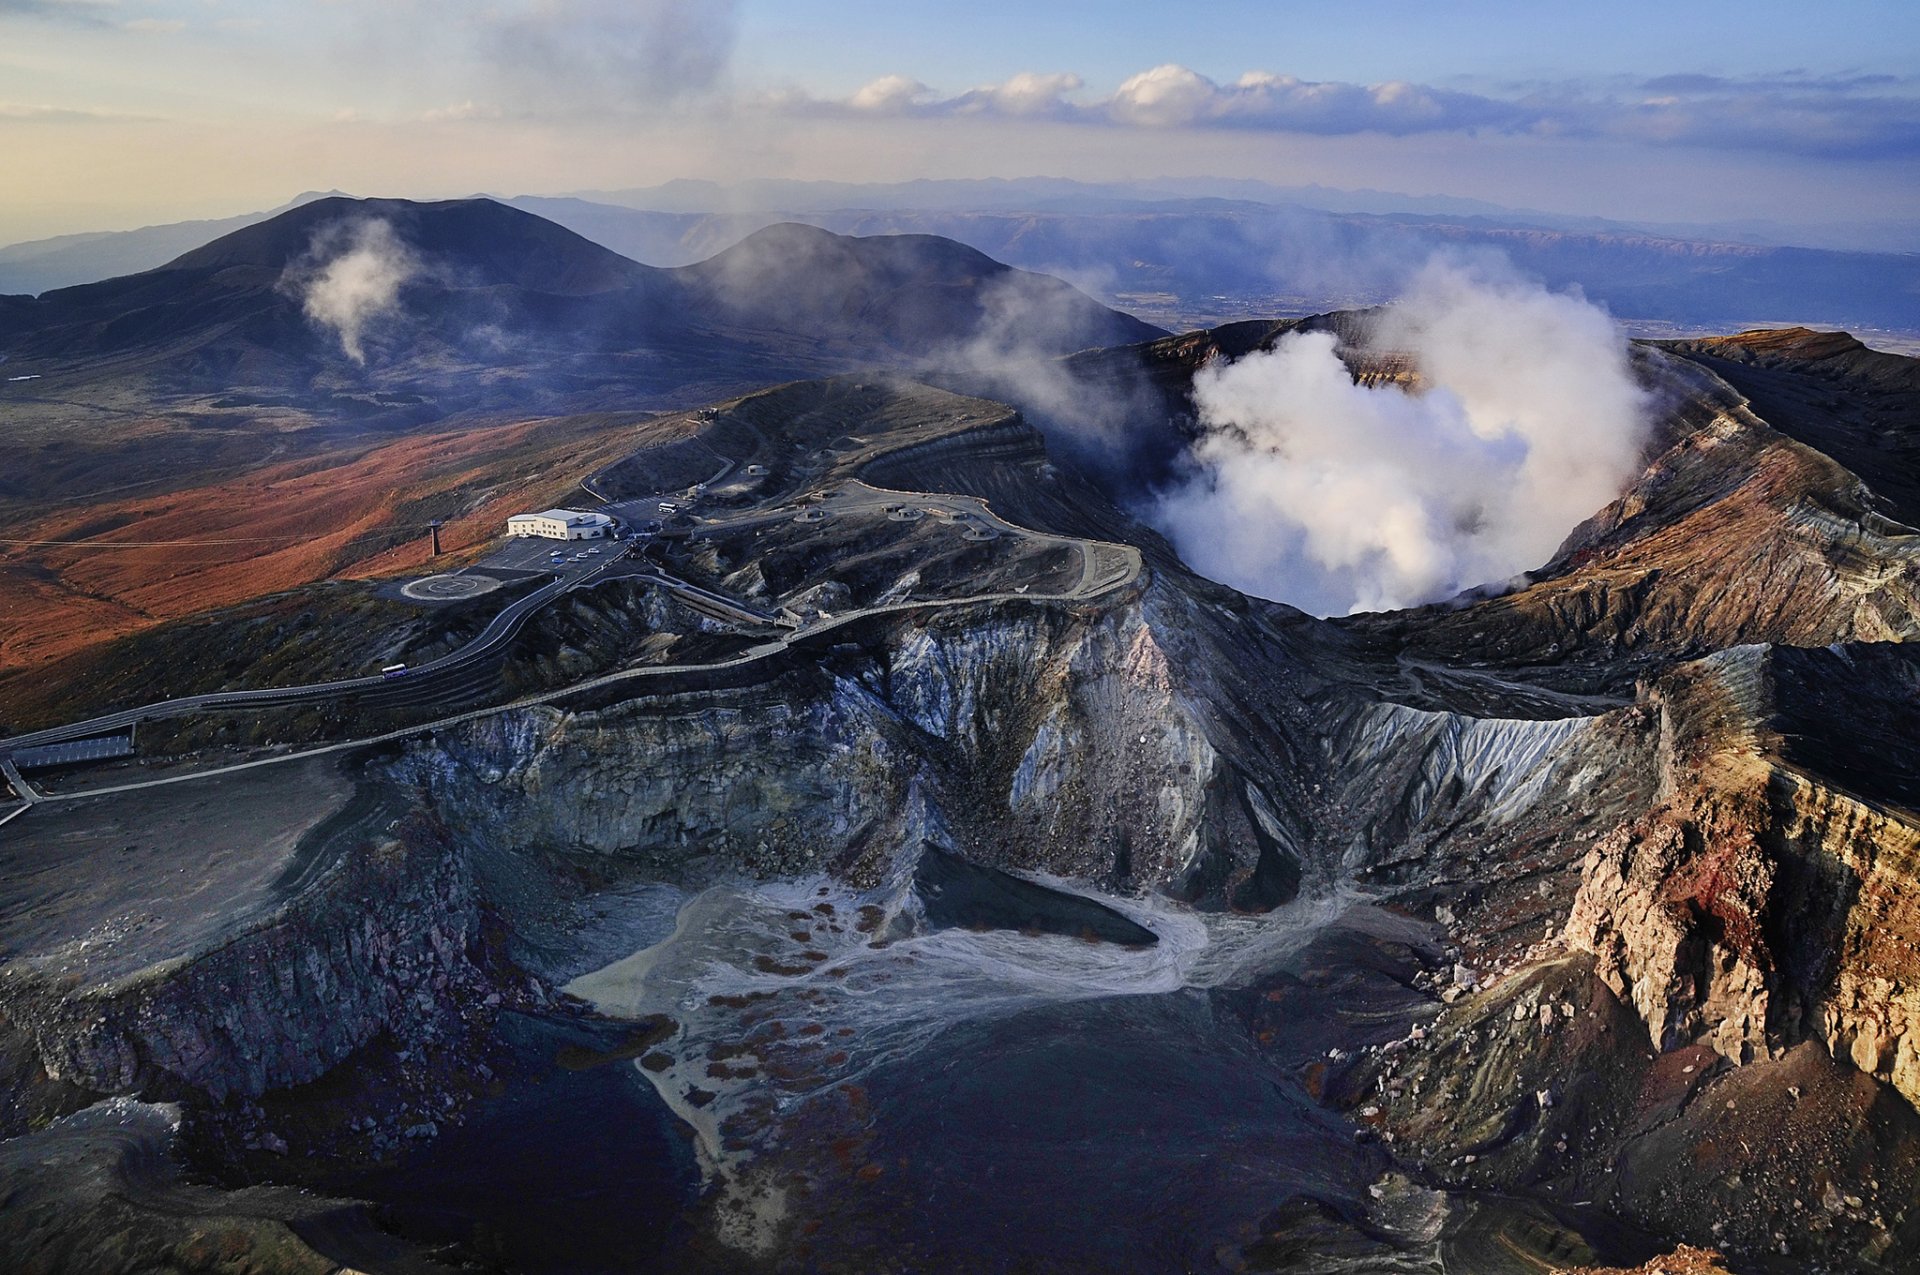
(507, 508, 613, 541)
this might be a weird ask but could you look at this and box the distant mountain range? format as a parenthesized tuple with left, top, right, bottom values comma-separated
(564, 177, 1920, 254)
(4, 182, 1915, 339)
(565, 176, 1537, 222)
(0, 192, 351, 299)
(0, 196, 1159, 423)
(504, 197, 1920, 338)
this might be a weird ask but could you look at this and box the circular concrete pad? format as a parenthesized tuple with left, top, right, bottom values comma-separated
(402, 573, 502, 602)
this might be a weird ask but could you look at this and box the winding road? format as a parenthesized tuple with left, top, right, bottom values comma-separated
(0, 562, 613, 755)
(0, 469, 1142, 805)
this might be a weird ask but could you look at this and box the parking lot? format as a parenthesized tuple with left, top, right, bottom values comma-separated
(480, 533, 607, 574)
(603, 495, 681, 531)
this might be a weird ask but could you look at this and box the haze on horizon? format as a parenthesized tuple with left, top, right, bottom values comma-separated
(1, 0, 1917, 248)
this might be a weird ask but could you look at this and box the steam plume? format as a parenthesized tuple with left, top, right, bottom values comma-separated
(285, 219, 420, 364)
(1147, 257, 1652, 615)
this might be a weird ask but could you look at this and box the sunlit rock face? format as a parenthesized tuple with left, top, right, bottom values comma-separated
(401, 588, 1304, 909)
(1565, 642, 1920, 1106)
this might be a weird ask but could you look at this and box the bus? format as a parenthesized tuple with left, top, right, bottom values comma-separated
(381, 664, 409, 680)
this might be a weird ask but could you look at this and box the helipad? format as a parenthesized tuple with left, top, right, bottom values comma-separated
(401, 573, 503, 602)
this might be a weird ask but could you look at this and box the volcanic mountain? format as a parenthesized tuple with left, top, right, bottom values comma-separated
(6, 192, 1920, 1275)
(0, 196, 1160, 410)
(11, 185, 1920, 335)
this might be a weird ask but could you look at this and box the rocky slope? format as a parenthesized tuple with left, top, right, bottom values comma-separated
(1354, 352, 1920, 693)
(1305, 340, 1920, 1271)
(1, 326, 1917, 1273)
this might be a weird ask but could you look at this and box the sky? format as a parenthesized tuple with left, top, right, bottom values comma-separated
(1, 0, 1917, 244)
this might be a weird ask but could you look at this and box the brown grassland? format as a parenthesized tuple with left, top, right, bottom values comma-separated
(0, 410, 651, 694)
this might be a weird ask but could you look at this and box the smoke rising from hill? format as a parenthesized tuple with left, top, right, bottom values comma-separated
(1148, 258, 1653, 615)
(947, 269, 1156, 437)
(283, 219, 420, 364)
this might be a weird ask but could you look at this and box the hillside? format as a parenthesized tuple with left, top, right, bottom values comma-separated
(0, 197, 1160, 518)
(0, 410, 646, 696)
(0, 199, 1157, 708)
(0, 196, 1154, 379)
(6, 318, 1920, 1273)
(13, 191, 1918, 341)
(1660, 327, 1920, 522)
(679, 221, 1161, 353)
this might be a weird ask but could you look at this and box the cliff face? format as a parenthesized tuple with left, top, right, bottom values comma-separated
(4, 326, 1918, 1272)
(1310, 338, 1920, 1269)
(1366, 356, 1920, 684)
(1563, 644, 1920, 1107)
(1, 810, 491, 1110)
(402, 586, 1310, 910)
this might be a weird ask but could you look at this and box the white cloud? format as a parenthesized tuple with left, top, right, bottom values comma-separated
(967, 70, 1084, 117)
(839, 69, 1086, 120)
(765, 62, 1920, 158)
(848, 74, 930, 115)
(422, 100, 501, 123)
(0, 100, 141, 122)
(1110, 64, 1218, 127)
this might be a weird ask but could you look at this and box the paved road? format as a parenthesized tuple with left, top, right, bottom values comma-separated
(0, 462, 766, 760)
(0, 459, 1142, 800)
(7, 522, 1128, 802)
(16, 534, 1140, 805)
(0, 558, 618, 756)
(0, 758, 37, 803)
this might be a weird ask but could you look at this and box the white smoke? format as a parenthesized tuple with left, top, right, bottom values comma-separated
(286, 219, 420, 364)
(1147, 257, 1653, 616)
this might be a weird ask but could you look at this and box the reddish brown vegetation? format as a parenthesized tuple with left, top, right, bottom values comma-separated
(0, 412, 638, 689)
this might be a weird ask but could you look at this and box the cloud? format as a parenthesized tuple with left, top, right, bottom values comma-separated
(1144, 256, 1654, 616)
(422, 100, 502, 123)
(785, 64, 1523, 136)
(279, 218, 422, 364)
(1608, 71, 1920, 157)
(1102, 65, 1517, 134)
(122, 17, 184, 34)
(0, 101, 144, 123)
(771, 62, 1920, 159)
(847, 74, 931, 115)
(953, 71, 1085, 119)
(0, 0, 112, 22)
(356, 0, 737, 116)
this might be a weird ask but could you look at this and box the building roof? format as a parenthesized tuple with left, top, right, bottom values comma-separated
(510, 508, 612, 524)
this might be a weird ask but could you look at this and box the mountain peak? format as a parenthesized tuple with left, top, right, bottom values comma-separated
(683, 221, 1161, 353)
(155, 196, 652, 295)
